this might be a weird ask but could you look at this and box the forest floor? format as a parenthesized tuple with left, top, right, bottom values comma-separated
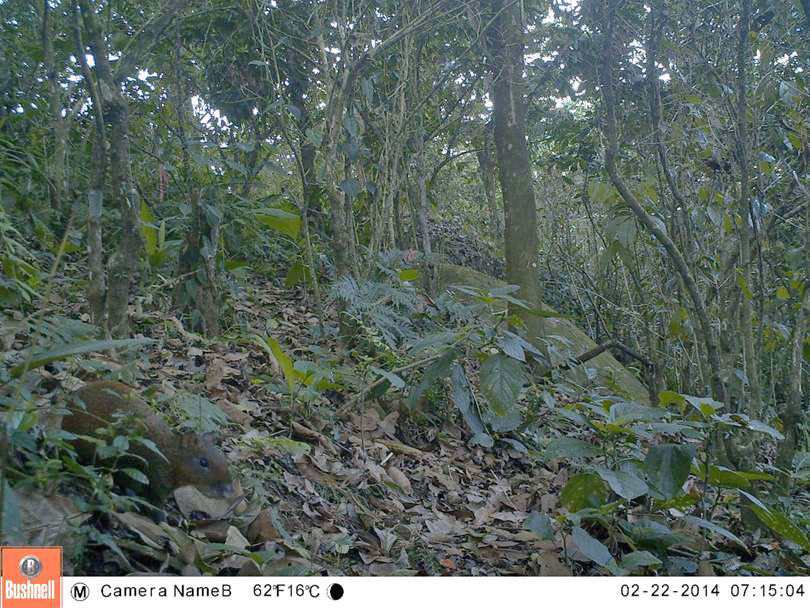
(11, 255, 581, 576)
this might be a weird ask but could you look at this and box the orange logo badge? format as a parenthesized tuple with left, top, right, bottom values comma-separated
(0, 547, 61, 608)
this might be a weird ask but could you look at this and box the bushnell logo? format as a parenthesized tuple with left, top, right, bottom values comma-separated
(1, 546, 62, 607)
(19, 555, 43, 579)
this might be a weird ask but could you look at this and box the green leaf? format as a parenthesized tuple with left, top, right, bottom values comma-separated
(11, 338, 152, 378)
(121, 468, 150, 486)
(740, 491, 810, 551)
(525, 511, 554, 540)
(263, 336, 302, 392)
(450, 364, 485, 436)
(369, 366, 405, 389)
(588, 182, 613, 203)
(746, 419, 784, 440)
(407, 349, 456, 408)
(479, 353, 525, 416)
(560, 473, 609, 511)
(683, 394, 724, 417)
(266, 437, 311, 459)
(776, 286, 789, 300)
(285, 260, 307, 288)
(572, 527, 613, 566)
(644, 444, 693, 499)
(496, 332, 525, 362)
(620, 551, 662, 572)
(255, 208, 301, 239)
(605, 214, 636, 248)
(140, 201, 157, 256)
(545, 438, 599, 459)
(695, 465, 752, 488)
(595, 466, 649, 500)
(339, 178, 362, 198)
(398, 268, 420, 282)
(470, 431, 494, 448)
(737, 272, 753, 300)
(681, 515, 747, 550)
(658, 390, 686, 409)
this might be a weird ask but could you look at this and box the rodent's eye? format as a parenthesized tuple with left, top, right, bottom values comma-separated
(199, 457, 209, 469)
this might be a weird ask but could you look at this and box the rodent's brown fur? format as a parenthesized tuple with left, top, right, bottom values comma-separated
(63, 381, 233, 505)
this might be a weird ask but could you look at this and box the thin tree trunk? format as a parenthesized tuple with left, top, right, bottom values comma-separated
(735, 0, 762, 421)
(486, 0, 543, 341)
(73, 3, 107, 329)
(42, 0, 67, 216)
(476, 121, 501, 241)
(86, 133, 107, 328)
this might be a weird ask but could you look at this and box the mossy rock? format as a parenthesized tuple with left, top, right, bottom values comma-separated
(437, 264, 650, 403)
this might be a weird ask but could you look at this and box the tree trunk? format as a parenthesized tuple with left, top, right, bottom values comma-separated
(174, 188, 222, 337)
(86, 132, 106, 328)
(42, 0, 67, 216)
(105, 94, 141, 339)
(486, 0, 543, 341)
(476, 122, 501, 241)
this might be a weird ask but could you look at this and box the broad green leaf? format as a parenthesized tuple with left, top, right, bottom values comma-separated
(652, 494, 699, 511)
(1, 484, 23, 544)
(620, 551, 662, 572)
(572, 527, 613, 566)
(746, 419, 784, 440)
(683, 394, 724, 417)
(595, 466, 649, 500)
(488, 409, 522, 432)
(779, 80, 801, 107)
(121, 468, 150, 485)
(470, 431, 494, 448)
(644, 444, 693, 499)
(740, 491, 810, 551)
(658, 390, 686, 409)
(525, 511, 554, 540)
(560, 473, 609, 511)
(694, 465, 751, 488)
(496, 333, 525, 362)
(339, 178, 362, 198)
(255, 209, 301, 239)
(398, 268, 420, 282)
(479, 353, 525, 416)
(737, 272, 753, 300)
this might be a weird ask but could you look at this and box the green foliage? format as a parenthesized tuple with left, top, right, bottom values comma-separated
(533, 388, 808, 573)
(0, 207, 40, 307)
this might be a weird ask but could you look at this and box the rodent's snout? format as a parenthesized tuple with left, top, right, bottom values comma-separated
(207, 480, 236, 498)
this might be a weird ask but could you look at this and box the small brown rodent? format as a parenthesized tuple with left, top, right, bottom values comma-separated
(63, 381, 234, 507)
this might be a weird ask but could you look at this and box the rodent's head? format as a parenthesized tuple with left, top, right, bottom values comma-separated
(172, 433, 234, 498)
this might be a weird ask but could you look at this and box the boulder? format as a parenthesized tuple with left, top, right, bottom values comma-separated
(437, 264, 650, 403)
